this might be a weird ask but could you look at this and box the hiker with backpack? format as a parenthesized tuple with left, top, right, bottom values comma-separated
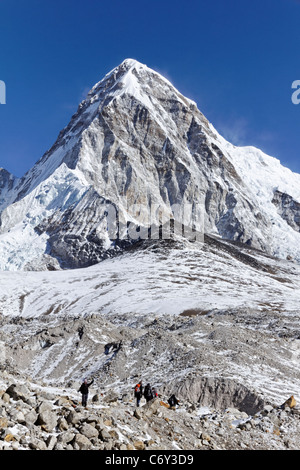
(134, 381, 143, 407)
(168, 394, 179, 409)
(144, 383, 153, 402)
(79, 377, 94, 408)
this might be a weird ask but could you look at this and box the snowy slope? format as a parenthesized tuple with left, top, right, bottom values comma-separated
(0, 165, 90, 270)
(1, 237, 300, 320)
(1, 237, 300, 406)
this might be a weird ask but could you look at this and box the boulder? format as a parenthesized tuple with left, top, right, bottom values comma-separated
(24, 409, 38, 426)
(1, 393, 10, 404)
(103, 391, 119, 403)
(5, 383, 30, 402)
(99, 428, 111, 442)
(66, 409, 82, 426)
(0, 417, 8, 429)
(134, 408, 143, 420)
(57, 416, 69, 431)
(133, 440, 146, 450)
(79, 423, 99, 439)
(57, 430, 75, 445)
(37, 410, 58, 432)
(4, 433, 17, 443)
(281, 396, 296, 409)
(142, 398, 161, 416)
(29, 438, 47, 450)
(14, 411, 26, 424)
(73, 433, 93, 450)
(46, 435, 57, 450)
(36, 400, 53, 414)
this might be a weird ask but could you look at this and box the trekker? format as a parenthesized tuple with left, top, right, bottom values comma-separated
(144, 383, 153, 402)
(134, 381, 143, 407)
(79, 378, 94, 407)
(152, 387, 158, 398)
(168, 394, 179, 409)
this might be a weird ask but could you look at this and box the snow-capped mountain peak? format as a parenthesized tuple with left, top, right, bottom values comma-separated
(1, 59, 300, 270)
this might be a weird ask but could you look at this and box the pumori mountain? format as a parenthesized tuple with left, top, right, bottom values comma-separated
(1, 58, 300, 271)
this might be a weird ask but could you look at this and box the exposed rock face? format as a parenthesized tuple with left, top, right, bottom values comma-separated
(1, 59, 300, 269)
(0, 168, 18, 212)
(35, 188, 124, 269)
(0, 168, 15, 192)
(272, 190, 300, 233)
(168, 376, 265, 415)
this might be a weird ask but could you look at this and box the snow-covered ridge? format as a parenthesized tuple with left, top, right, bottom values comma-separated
(0, 165, 90, 270)
(88, 58, 196, 107)
(211, 125, 300, 203)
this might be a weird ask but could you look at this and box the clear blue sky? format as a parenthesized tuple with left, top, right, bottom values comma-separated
(1, 0, 300, 177)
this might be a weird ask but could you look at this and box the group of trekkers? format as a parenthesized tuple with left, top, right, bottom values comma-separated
(78, 377, 179, 410)
(134, 380, 179, 409)
(134, 381, 158, 407)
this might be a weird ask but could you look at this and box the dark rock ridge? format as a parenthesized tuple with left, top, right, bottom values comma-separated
(272, 190, 300, 233)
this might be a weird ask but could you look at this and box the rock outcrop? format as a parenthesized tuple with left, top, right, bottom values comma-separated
(272, 190, 300, 233)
